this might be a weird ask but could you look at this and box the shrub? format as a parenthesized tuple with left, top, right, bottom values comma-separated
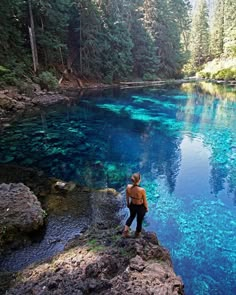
(214, 68, 236, 81)
(38, 71, 58, 91)
(0, 66, 10, 76)
(181, 63, 198, 77)
(17, 81, 35, 96)
(197, 71, 211, 79)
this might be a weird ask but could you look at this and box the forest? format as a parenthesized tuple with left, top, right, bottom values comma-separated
(0, 0, 236, 88)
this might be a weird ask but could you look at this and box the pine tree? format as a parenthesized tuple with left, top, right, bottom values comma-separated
(224, 0, 236, 56)
(143, 0, 190, 77)
(73, 0, 105, 78)
(96, 0, 134, 82)
(130, 0, 159, 79)
(189, 0, 209, 69)
(209, 0, 224, 58)
(0, 0, 29, 67)
(32, 0, 72, 69)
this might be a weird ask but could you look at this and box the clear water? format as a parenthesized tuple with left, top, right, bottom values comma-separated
(0, 82, 236, 295)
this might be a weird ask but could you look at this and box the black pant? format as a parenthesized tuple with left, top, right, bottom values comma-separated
(125, 203, 146, 233)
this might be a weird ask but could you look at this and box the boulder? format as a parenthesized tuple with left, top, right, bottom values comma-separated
(0, 183, 44, 251)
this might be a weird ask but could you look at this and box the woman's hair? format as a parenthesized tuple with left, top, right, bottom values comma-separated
(131, 172, 141, 185)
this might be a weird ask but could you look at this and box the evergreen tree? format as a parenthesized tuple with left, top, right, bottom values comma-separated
(0, 0, 29, 68)
(98, 0, 134, 82)
(209, 0, 224, 58)
(189, 0, 209, 69)
(130, 0, 159, 79)
(73, 0, 105, 78)
(143, 0, 190, 77)
(32, 0, 72, 69)
(223, 0, 236, 56)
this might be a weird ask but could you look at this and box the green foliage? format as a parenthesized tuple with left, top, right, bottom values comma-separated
(213, 68, 236, 80)
(143, 73, 158, 81)
(17, 82, 35, 96)
(197, 57, 236, 80)
(197, 71, 211, 79)
(130, 0, 159, 78)
(209, 0, 224, 59)
(182, 62, 199, 77)
(0, 66, 10, 76)
(189, 0, 209, 69)
(223, 0, 236, 56)
(38, 71, 58, 90)
(0, 66, 18, 87)
(197, 67, 236, 81)
(33, 0, 72, 67)
(86, 238, 105, 252)
(143, 0, 190, 77)
(0, 0, 204, 82)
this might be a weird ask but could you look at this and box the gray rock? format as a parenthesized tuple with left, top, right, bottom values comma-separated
(130, 255, 146, 272)
(6, 227, 184, 295)
(0, 183, 44, 249)
(90, 188, 123, 228)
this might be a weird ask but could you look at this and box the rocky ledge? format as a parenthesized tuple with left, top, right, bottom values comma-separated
(7, 226, 184, 295)
(0, 165, 184, 294)
(0, 183, 45, 252)
(0, 88, 70, 125)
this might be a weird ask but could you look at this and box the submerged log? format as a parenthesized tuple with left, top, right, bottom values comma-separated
(120, 80, 167, 86)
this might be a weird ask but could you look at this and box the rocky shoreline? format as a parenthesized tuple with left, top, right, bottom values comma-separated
(5, 226, 184, 295)
(0, 88, 71, 126)
(0, 165, 185, 294)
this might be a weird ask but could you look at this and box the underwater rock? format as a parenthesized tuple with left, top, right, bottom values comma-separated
(54, 180, 76, 192)
(0, 183, 44, 251)
(6, 227, 184, 295)
(90, 188, 123, 228)
(32, 94, 69, 106)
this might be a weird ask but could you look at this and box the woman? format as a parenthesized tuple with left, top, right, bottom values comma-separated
(123, 172, 148, 238)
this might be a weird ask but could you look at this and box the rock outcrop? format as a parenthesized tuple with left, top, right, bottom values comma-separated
(90, 188, 124, 228)
(0, 167, 184, 294)
(0, 89, 70, 125)
(7, 226, 184, 295)
(0, 183, 44, 251)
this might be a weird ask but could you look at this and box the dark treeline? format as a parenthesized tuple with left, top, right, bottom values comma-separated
(0, 0, 235, 87)
(0, 0, 191, 85)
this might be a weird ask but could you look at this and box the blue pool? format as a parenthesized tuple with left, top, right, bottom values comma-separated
(0, 82, 236, 294)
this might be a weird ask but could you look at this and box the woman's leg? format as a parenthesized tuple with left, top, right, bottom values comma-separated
(125, 204, 137, 227)
(136, 205, 146, 233)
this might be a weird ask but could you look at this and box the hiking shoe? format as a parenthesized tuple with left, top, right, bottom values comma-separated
(122, 230, 130, 238)
(135, 231, 141, 238)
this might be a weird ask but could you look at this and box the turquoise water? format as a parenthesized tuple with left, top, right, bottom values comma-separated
(0, 83, 236, 294)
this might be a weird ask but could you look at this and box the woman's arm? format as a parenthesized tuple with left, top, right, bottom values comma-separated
(126, 186, 130, 207)
(143, 189, 148, 211)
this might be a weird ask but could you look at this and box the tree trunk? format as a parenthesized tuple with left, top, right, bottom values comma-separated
(28, 0, 38, 72)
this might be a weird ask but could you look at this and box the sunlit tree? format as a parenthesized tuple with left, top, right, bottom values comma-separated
(189, 0, 209, 68)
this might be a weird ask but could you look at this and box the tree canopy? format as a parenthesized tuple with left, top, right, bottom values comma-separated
(0, 0, 235, 84)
